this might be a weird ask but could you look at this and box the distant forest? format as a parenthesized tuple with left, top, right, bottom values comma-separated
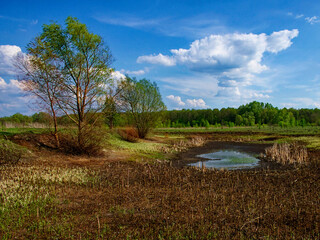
(161, 101, 320, 128)
(1, 101, 320, 128)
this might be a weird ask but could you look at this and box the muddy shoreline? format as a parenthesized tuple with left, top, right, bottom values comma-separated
(172, 140, 288, 170)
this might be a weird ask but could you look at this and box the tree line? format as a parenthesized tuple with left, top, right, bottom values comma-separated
(4, 101, 320, 130)
(160, 101, 320, 128)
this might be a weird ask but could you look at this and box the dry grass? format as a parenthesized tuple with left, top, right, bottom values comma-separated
(117, 127, 140, 143)
(0, 139, 26, 165)
(265, 142, 309, 165)
(2, 161, 318, 239)
(161, 135, 206, 153)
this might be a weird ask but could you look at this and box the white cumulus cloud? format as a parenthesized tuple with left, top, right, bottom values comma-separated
(0, 45, 22, 75)
(0, 77, 29, 116)
(266, 29, 299, 53)
(139, 30, 298, 99)
(166, 95, 208, 109)
(186, 98, 207, 108)
(138, 30, 298, 76)
(166, 95, 185, 106)
(111, 70, 126, 81)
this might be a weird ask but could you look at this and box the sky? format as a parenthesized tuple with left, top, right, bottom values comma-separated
(1, 0, 320, 116)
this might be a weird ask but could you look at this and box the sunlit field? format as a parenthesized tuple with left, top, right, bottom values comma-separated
(0, 126, 319, 239)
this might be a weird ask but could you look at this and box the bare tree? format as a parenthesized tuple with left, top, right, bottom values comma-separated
(15, 38, 62, 147)
(103, 76, 125, 129)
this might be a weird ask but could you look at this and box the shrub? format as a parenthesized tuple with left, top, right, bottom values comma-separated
(117, 127, 139, 143)
(0, 139, 25, 165)
(59, 127, 107, 156)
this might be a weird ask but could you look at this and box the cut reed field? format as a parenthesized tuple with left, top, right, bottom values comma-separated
(1, 161, 319, 239)
(0, 128, 319, 239)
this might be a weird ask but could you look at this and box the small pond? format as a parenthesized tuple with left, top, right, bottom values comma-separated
(188, 150, 260, 170)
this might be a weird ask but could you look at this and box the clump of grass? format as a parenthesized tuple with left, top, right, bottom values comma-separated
(117, 127, 139, 142)
(265, 142, 308, 165)
(0, 139, 27, 165)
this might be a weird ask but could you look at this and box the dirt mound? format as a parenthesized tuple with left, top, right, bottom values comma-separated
(10, 133, 57, 150)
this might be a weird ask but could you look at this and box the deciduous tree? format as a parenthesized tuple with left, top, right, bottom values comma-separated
(118, 77, 166, 138)
(39, 17, 114, 148)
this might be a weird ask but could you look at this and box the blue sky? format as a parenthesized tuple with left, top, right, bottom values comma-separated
(1, 0, 320, 116)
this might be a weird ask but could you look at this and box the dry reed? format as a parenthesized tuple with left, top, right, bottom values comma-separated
(265, 142, 308, 165)
(162, 135, 206, 153)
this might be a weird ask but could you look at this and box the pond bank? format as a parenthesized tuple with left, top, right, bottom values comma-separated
(172, 140, 289, 170)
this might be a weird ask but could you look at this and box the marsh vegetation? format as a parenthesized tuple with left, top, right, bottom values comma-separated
(0, 126, 320, 239)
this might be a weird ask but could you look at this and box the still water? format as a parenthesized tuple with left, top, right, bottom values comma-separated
(188, 150, 260, 170)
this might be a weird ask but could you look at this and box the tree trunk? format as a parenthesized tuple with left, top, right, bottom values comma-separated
(78, 121, 83, 149)
(53, 116, 60, 148)
(51, 106, 60, 148)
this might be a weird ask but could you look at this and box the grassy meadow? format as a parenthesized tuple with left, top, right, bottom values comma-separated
(0, 126, 319, 239)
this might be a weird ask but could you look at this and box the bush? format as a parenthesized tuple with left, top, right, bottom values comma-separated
(117, 127, 139, 143)
(59, 127, 107, 156)
(0, 139, 25, 165)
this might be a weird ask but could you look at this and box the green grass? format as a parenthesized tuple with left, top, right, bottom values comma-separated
(291, 136, 320, 149)
(0, 127, 51, 137)
(106, 133, 169, 161)
(156, 126, 320, 136)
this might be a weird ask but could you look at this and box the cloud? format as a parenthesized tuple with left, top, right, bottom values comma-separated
(111, 70, 126, 81)
(166, 95, 185, 106)
(0, 77, 29, 116)
(94, 14, 227, 38)
(166, 94, 208, 109)
(0, 45, 22, 75)
(266, 29, 299, 53)
(305, 16, 320, 24)
(161, 75, 219, 98)
(137, 53, 176, 66)
(94, 15, 163, 28)
(186, 98, 207, 108)
(281, 98, 320, 108)
(216, 87, 241, 97)
(0, 15, 38, 25)
(139, 30, 298, 98)
(139, 30, 298, 73)
(120, 68, 149, 76)
(0, 77, 23, 92)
